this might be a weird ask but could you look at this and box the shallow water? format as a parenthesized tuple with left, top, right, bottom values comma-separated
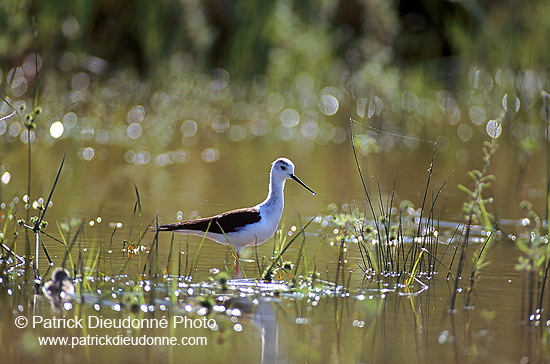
(1, 239, 538, 364)
(1, 119, 548, 363)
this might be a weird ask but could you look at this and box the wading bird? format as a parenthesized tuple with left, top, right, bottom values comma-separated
(156, 158, 315, 272)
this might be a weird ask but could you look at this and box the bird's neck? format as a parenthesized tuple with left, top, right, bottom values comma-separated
(259, 174, 285, 213)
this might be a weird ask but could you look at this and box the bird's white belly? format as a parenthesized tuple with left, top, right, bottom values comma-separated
(222, 212, 281, 249)
(233, 218, 279, 246)
(174, 217, 279, 251)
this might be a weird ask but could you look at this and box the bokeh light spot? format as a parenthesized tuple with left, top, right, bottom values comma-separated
(80, 147, 95, 161)
(22, 55, 42, 77)
(20, 130, 35, 144)
(469, 106, 486, 125)
(63, 112, 78, 129)
(127, 105, 146, 124)
(280, 108, 300, 127)
(9, 67, 27, 97)
(318, 94, 339, 115)
(1, 172, 10, 184)
(332, 127, 347, 144)
(201, 148, 220, 163)
(228, 125, 247, 142)
(301, 121, 318, 139)
(71, 72, 90, 92)
(502, 94, 520, 113)
(9, 121, 21, 137)
(133, 151, 151, 165)
(486, 119, 502, 138)
(50, 121, 64, 139)
(212, 115, 230, 133)
(181, 120, 198, 137)
(457, 124, 473, 142)
(268, 93, 284, 113)
(126, 123, 142, 139)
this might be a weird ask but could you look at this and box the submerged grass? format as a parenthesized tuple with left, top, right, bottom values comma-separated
(348, 118, 454, 291)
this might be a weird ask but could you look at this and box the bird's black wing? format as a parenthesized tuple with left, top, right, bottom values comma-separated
(158, 207, 261, 234)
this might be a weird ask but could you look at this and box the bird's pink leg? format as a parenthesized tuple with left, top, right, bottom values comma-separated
(235, 252, 243, 278)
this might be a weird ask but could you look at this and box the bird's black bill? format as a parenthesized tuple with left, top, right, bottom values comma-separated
(291, 174, 316, 195)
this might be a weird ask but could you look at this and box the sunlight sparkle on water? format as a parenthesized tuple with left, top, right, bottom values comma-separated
(80, 147, 95, 161)
(486, 119, 502, 138)
(318, 94, 339, 115)
(1, 172, 10, 184)
(50, 121, 64, 138)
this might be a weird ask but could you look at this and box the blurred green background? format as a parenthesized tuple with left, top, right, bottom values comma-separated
(3, 0, 548, 80)
(0, 0, 549, 220)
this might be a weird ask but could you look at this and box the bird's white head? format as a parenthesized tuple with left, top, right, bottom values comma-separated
(271, 158, 295, 179)
(271, 158, 316, 195)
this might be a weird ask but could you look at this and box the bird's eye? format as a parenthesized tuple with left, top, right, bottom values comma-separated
(280, 166, 286, 171)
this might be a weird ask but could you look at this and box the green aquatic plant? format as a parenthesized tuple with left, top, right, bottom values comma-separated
(464, 230, 495, 308)
(458, 138, 499, 232)
(57, 219, 84, 272)
(515, 201, 549, 325)
(451, 136, 499, 311)
(262, 217, 315, 281)
(15, 155, 66, 280)
(349, 117, 452, 287)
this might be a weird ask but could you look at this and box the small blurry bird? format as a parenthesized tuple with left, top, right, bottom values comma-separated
(43, 267, 75, 312)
